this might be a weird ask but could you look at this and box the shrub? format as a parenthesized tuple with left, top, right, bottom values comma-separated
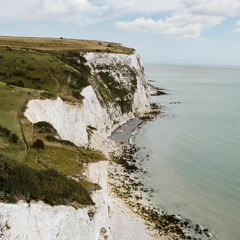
(12, 70, 25, 77)
(34, 121, 56, 133)
(8, 80, 24, 87)
(46, 135, 57, 142)
(11, 134, 18, 143)
(71, 90, 84, 100)
(0, 125, 19, 143)
(0, 126, 11, 138)
(33, 139, 45, 149)
(46, 135, 76, 147)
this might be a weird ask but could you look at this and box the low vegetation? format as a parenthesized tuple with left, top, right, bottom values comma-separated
(88, 64, 138, 114)
(139, 103, 161, 121)
(0, 154, 94, 205)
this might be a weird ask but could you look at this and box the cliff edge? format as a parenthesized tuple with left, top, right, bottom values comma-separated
(24, 51, 151, 149)
(0, 37, 155, 240)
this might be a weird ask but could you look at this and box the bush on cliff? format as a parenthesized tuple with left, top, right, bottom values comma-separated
(0, 124, 19, 144)
(0, 154, 94, 206)
(33, 139, 45, 149)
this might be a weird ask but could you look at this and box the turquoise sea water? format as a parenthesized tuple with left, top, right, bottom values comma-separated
(134, 64, 240, 240)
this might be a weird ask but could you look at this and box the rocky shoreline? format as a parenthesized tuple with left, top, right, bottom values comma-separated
(109, 119, 217, 240)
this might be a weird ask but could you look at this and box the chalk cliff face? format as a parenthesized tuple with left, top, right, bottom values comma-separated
(0, 162, 111, 240)
(24, 52, 151, 149)
(0, 51, 154, 240)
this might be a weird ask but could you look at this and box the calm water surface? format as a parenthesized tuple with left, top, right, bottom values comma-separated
(134, 64, 240, 240)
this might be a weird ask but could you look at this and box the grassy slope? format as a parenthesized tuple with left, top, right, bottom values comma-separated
(0, 82, 36, 137)
(0, 36, 121, 206)
(25, 122, 105, 175)
(0, 82, 36, 161)
(0, 46, 86, 101)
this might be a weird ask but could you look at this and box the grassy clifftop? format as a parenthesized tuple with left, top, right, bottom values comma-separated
(0, 36, 135, 101)
(0, 36, 124, 206)
(0, 36, 134, 53)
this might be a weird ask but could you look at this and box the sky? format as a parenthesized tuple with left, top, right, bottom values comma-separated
(0, 0, 240, 65)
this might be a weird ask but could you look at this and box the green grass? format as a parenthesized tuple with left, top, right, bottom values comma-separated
(23, 121, 106, 174)
(0, 82, 35, 138)
(0, 47, 85, 95)
(0, 45, 100, 102)
(25, 144, 105, 175)
(0, 82, 35, 161)
(25, 146, 82, 176)
(23, 122, 105, 178)
(0, 136, 25, 162)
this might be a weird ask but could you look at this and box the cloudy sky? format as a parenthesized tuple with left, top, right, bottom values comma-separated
(1, 0, 240, 65)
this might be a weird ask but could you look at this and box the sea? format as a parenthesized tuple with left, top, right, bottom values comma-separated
(133, 64, 240, 240)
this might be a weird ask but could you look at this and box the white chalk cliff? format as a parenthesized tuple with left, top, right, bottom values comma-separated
(24, 52, 150, 150)
(0, 52, 154, 240)
(0, 161, 154, 240)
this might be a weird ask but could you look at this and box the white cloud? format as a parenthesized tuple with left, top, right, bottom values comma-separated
(1, 0, 240, 38)
(115, 0, 240, 38)
(235, 20, 240, 32)
(33, 0, 108, 18)
(0, 0, 109, 26)
(102, 0, 181, 13)
(0, 0, 39, 19)
(116, 2, 135, 11)
(0, 0, 109, 25)
(115, 17, 207, 38)
(182, 0, 240, 16)
(115, 14, 224, 38)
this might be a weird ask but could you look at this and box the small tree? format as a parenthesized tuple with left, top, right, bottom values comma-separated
(33, 139, 45, 149)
